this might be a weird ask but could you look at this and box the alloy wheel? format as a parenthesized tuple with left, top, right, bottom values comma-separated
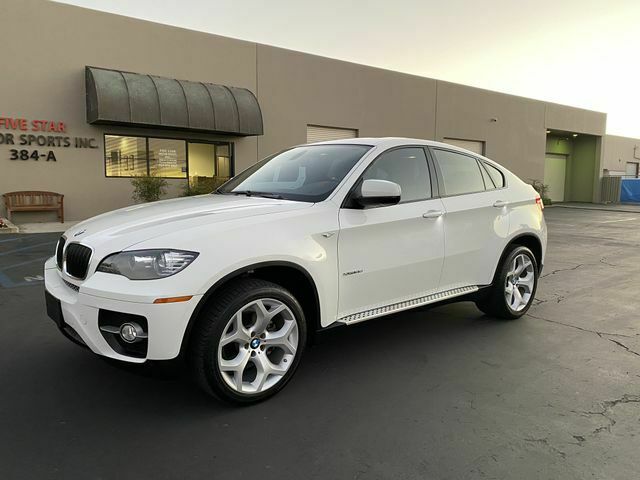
(504, 253, 535, 312)
(217, 298, 299, 394)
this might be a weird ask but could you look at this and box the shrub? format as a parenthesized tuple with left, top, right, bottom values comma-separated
(529, 179, 552, 205)
(131, 175, 168, 203)
(180, 182, 212, 197)
(180, 177, 229, 197)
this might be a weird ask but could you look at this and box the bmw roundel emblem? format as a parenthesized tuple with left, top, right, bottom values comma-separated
(250, 338, 260, 349)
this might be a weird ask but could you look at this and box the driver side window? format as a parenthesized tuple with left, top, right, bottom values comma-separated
(362, 147, 432, 203)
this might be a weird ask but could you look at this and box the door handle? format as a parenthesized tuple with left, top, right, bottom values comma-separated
(493, 200, 509, 208)
(422, 210, 444, 219)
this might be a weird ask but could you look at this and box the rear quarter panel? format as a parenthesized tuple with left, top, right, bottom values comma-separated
(505, 175, 547, 267)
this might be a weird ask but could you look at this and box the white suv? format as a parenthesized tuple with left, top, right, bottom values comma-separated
(45, 138, 546, 403)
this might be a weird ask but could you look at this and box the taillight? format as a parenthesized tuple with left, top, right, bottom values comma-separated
(535, 196, 544, 210)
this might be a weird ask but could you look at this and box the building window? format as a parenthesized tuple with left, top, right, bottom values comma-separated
(105, 135, 231, 184)
(187, 142, 232, 190)
(105, 135, 147, 177)
(148, 138, 187, 178)
(306, 125, 358, 143)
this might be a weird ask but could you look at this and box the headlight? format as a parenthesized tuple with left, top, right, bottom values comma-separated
(97, 249, 199, 280)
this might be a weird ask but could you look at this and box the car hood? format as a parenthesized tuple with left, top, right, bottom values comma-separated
(64, 194, 311, 251)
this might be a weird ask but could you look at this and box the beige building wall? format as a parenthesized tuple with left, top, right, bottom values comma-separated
(256, 45, 437, 158)
(0, 0, 258, 221)
(435, 82, 548, 182)
(1, 0, 637, 221)
(545, 103, 606, 136)
(602, 135, 640, 174)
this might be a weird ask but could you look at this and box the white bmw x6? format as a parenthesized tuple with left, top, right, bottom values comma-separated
(45, 138, 546, 403)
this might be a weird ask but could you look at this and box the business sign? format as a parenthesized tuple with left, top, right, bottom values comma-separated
(0, 116, 99, 162)
(158, 147, 178, 168)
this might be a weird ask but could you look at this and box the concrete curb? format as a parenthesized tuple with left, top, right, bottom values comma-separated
(0, 218, 19, 234)
(553, 204, 640, 214)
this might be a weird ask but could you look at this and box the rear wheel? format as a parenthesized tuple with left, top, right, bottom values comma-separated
(476, 245, 538, 319)
(189, 278, 306, 404)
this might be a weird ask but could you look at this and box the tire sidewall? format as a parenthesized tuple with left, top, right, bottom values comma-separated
(202, 283, 307, 404)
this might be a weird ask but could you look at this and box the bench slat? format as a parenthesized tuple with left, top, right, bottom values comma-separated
(3, 191, 65, 223)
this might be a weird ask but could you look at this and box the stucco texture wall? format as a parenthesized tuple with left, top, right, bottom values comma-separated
(0, 0, 258, 221)
(0, 0, 622, 221)
(436, 82, 547, 183)
(256, 45, 438, 158)
(602, 135, 640, 173)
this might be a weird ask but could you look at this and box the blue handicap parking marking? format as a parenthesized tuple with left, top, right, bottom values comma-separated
(0, 271, 17, 288)
(0, 234, 57, 289)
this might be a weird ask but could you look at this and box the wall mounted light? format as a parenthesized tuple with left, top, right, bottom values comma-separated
(572, 133, 579, 137)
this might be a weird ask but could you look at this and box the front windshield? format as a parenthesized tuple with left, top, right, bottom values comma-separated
(217, 144, 371, 202)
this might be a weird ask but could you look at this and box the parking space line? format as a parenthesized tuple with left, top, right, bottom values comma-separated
(0, 257, 49, 271)
(0, 242, 53, 257)
(0, 237, 23, 244)
(597, 217, 638, 224)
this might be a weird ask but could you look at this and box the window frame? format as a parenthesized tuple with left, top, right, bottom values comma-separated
(479, 160, 507, 189)
(342, 145, 438, 209)
(103, 133, 234, 180)
(428, 147, 507, 198)
(477, 158, 496, 190)
(218, 143, 373, 203)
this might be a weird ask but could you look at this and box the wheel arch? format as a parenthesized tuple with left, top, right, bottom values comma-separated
(180, 261, 321, 356)
(507, 233, 543, 269)
(493, 233, 543, 282)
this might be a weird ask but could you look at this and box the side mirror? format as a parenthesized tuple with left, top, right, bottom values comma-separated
(354, 179, 401, 208)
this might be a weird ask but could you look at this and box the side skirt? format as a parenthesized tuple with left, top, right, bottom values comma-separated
(337, 285, 479, 325)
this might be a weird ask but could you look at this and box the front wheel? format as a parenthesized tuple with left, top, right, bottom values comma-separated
(476, 245, 539, 319)
(189, 278, 306, 404)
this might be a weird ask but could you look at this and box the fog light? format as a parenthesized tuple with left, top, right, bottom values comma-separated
(120, 322, 144, 343)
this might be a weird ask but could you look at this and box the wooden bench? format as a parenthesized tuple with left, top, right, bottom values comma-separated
(3, 191, 64, 223)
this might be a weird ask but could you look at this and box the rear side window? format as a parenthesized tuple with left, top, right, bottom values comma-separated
(478, 161, 496, 190)
(362, 147, 431, 202)
(432, 149, 485, 196)
(483, 162, 505, 188)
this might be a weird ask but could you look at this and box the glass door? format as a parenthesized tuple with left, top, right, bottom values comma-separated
(187, 142, 232, 193)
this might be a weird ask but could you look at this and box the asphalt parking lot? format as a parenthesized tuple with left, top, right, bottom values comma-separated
(1, 207, 640, 479)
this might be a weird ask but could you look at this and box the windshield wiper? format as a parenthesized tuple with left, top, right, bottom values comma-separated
(232, 190, 284, 200)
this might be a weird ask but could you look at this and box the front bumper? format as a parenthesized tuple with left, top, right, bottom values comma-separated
(44, 258, 202, 363)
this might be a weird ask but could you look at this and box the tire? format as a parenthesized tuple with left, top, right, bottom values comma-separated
(475, 245, 539, 319)
(188, 277, 307, 404)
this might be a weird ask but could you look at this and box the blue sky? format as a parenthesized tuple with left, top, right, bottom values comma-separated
(57, 0, 640, 137)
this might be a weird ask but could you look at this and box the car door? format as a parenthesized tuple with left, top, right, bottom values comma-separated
(337, 146, 446, 320)
(430, 148, 510, 289)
